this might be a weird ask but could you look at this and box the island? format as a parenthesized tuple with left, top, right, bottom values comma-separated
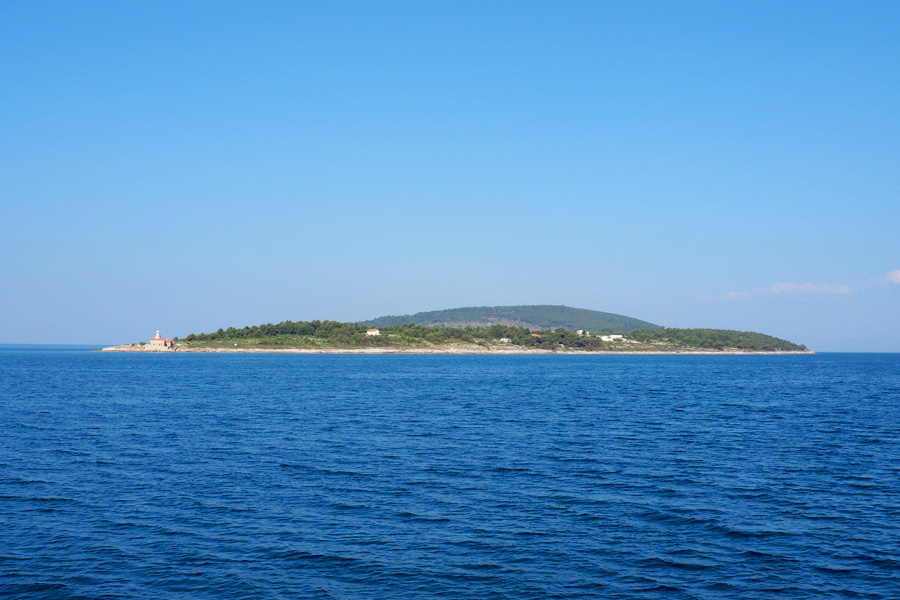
(102, 305, 811, 355)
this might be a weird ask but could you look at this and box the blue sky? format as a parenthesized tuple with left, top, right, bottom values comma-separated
(2, 1, 898, 350)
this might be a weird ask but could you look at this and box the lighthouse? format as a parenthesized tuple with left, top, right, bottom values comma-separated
(148, 330, 174, 350)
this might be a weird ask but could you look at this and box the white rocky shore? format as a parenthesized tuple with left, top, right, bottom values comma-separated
(100, 343, 813, 355)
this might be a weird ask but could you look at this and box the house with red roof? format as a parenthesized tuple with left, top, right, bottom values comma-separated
(148, 330, 175, 350)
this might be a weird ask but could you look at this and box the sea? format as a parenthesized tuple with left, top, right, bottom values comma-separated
(1, 347, 898, 600)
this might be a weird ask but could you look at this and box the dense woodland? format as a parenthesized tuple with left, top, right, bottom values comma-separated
(627, 328, 807, 351)
(178, 320, 806, 352)
(367, 304, 657, 332)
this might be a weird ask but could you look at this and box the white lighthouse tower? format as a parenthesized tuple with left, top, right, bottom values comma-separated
(148, 330, 173, 350)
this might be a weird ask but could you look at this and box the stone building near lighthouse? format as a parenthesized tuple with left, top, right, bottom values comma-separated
(147, 330, 175, 350)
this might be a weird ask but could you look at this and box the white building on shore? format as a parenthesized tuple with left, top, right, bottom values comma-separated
(147, 330, 175, 350)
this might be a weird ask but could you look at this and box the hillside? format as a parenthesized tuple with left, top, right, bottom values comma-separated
(365, 305, 658, 332)
(113, 321, 808, 353)
(109, 306, 809, 354)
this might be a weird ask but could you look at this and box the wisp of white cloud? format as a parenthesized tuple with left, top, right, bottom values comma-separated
(703, 280, 853, 302)
(768, 282, 852, 295)
(703, 270, 898, 303)
(708, 291, 750, 302)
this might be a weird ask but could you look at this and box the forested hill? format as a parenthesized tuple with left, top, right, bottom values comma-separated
(365, 305, 658, 332)
(175, 322, 807, 352)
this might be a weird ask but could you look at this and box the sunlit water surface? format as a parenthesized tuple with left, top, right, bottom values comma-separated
(2, 348, 898, 599)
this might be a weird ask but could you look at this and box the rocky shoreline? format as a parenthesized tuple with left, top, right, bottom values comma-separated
(101, 344, 814, 355)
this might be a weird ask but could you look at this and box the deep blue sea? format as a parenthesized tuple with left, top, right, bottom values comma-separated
(2, 348, 898, 599)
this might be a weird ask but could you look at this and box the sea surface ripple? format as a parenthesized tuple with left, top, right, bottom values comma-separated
(1, 349, 898, 599)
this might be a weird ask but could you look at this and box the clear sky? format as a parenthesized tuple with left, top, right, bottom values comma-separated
(2, 1, 898, 351)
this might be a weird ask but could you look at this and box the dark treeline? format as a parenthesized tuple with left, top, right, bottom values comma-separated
(180, 321, 806, 351)
(184, 320, 366, 341)
(181, 321, 583, 347)
(628, 328, 806, 351)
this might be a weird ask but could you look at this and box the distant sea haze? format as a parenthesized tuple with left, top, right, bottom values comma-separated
(1, 348, 898, 599)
